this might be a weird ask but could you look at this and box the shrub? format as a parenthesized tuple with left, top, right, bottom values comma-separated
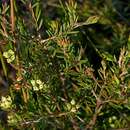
(0, 0, 130, 129)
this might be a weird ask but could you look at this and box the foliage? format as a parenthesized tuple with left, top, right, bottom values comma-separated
(0, 0, 130, 130)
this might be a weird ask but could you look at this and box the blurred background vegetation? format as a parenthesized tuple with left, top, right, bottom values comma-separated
(0, 0, 130, 130)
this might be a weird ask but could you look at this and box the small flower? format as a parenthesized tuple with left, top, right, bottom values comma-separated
(39, 84, 44, 90)
(70, 99, 76, 105)
(43, 84, 50, 92)
(112, 116, 117, 120)
(9, 50, 14, 55)
(36, 80, 42, 85)
(3, 51, 8, 58)
(110, 124, 115, 128)
(33, 86, 39, 91)
(71, 107, 77, 113)
(65, 99, 80, 113)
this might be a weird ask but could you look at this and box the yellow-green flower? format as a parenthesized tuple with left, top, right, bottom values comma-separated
(36, 79, 42, 85)
(70, 99, 76, 105)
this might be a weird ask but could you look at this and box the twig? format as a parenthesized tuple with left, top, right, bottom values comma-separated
(21, 117, 43, 125)
(71, 118, 80, 130)
(10, 0, 15, 33)
(85, 102, 102, 130)
(86, 90, 103, 130)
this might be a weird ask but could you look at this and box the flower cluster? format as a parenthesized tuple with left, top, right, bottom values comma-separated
(108, 116, 117, 128)
(30, 79, 49, 92)
(65, 99, 80, 113)
(3, 49, 15, 63)
(0, 96, 12, 109)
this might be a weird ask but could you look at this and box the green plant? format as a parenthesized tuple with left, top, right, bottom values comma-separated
(0, 0, 130, 130)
